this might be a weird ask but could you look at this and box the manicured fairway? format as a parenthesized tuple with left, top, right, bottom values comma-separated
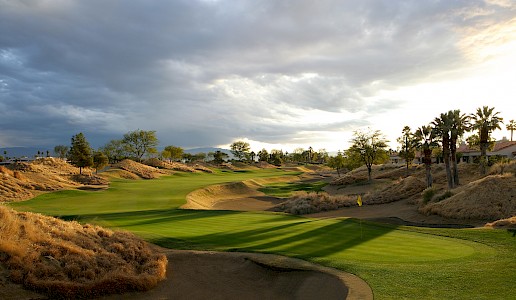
(10, 170, 516, 300)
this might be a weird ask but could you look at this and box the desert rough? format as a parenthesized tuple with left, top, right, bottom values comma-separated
(0, 205, 167, 299)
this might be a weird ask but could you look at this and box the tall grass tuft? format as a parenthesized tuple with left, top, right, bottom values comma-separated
(0, 205, 167, 299)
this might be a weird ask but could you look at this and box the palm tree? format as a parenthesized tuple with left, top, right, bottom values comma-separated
(449, 110, 469, 185)
(470, 106, 504, 175)
(414, 125, 437, 188)
(433, 113, 454, 189)
(507, 120, 516, 141)
(397, 126, 417, 175)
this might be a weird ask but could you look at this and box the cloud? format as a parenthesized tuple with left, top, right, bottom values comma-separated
(0, 0, 514, 150)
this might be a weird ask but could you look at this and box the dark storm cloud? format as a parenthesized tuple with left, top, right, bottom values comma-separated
(0, 0, 512, 149)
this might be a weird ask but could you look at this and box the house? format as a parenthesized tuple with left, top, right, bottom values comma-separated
(389, 150, 422, 165)
(457, 140, 516, 163)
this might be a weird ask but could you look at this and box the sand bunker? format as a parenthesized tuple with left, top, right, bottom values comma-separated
(98, 250, 372, 300)
(182, 177, 299, 210)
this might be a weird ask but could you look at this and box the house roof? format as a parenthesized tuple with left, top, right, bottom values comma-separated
(457, 140, 516, 153)
(492, 141, 516, 152)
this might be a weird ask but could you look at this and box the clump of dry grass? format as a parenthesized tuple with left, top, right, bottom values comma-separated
(420, 174, 516, 220)
(0, 205, 167, 299)
(485, 216, 516, 229)
(363, 176, 427, 204)
(272, 192, 356, 215)
(115, 159, 165, 179)
(489, 160, 516, 176)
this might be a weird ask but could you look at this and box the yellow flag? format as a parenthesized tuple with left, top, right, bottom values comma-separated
(357, 195, 362, 207)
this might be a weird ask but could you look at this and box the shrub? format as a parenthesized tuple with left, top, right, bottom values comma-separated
(422, 187, 436, 204)
(435, 190, 454, 202)
(272, 192, 356, 215)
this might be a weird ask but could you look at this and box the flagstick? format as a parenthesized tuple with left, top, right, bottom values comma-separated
(357, 194, 363, 239)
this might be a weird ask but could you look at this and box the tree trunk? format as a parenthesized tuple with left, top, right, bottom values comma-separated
(425, 164, 433, 188)
(450, 138, 459, 186)
(367, 166, 372, 182)
(423, 149, 433, 188)
(443, 137, 454, 189)
(480, 142, 488, 175)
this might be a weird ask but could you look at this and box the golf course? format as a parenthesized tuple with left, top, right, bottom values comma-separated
(9, 167, 516, 299)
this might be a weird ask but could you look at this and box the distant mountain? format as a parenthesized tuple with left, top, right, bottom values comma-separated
(0, 147, 53, 159)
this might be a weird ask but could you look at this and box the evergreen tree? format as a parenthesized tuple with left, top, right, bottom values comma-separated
(92, 151, 109, 174)
(69, 133, 93, 174)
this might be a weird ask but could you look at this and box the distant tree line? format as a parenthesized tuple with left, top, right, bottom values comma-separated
(56, 105, 510, 179)
(324, 105, 509, 189)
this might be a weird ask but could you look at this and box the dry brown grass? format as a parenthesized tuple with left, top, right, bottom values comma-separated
(71, 174, 109, 185)
(272, 192, 356, 215)
(115, 159, 166, 179)
(190, 163, 214, 173)
(0, 158, 95, 202)
(489, 160, 516, 176)
(363, 176, 427, 204)
(256, 161, 277, 169)
(144, 158, 199, 173)
(420, 174, 516, 220)
(330, 174, 369, 185)
(0, 205, 167, 299)
(100, 169, 141, 180)
(330, 164, 408, 186)
(485, 216, 516, 229)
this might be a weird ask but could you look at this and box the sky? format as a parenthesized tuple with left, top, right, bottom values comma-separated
(1, 0, 515, 153)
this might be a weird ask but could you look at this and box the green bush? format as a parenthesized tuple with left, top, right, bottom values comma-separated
(435, 190, 454, 202)
(421, 187, 436, 204)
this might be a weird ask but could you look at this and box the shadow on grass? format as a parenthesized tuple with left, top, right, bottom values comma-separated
(151, 216, 398, 258)
(57, 208, 399, 258)
(59, 209, 240, 226)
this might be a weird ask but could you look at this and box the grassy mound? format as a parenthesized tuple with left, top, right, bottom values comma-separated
(0, 158, 97, 202)
(256, 161, 277, 169)
(190, 163, 214, 173)
(364, 176, 427, 204)
(420, 174, 516, 220)
(272, 192, 356, 215)
(183, 181, 264, 209)
(100, 168, 141, 180)
(330, 174, 368, 185)
(0, 205, 167, 299)
(115, 159, 165, 179)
